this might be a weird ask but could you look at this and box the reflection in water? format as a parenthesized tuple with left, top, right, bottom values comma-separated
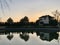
(36, 32, 59, 41)
(0, 30, 59, 42)
(7, 33, 13, 40)
(19, 32, 29, 41)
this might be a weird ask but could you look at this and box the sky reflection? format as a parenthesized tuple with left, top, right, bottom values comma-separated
(0, 32, 60, 45)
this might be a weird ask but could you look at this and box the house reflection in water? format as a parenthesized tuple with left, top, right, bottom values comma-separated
(36, 32, 59, 41)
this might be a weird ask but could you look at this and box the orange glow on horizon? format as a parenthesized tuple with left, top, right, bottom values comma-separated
(1, 11, 53, 22)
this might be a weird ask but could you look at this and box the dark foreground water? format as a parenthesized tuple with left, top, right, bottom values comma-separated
(0, 31, 60, 45)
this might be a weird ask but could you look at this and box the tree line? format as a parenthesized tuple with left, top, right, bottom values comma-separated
(0, 15, 58, 28)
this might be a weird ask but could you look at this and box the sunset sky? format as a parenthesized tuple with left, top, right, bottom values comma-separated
(0, 0, 60, 22)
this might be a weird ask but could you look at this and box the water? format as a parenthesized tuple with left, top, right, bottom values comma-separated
(0, 31, 60, 45)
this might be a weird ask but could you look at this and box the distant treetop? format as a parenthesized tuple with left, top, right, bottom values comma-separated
(7, 17, 13, 23)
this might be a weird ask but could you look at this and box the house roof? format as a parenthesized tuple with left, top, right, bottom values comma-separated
(39, 15, 54, 19)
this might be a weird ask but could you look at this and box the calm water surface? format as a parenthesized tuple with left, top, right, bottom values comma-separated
(0, 32, 60, 45)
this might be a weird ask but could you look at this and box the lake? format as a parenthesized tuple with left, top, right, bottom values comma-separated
(0, 30, 60, 45)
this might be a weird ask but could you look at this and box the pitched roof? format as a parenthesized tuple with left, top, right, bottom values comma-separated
(39, 15, 54, 19)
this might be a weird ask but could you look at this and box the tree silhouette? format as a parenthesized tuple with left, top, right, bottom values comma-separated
(5, 17, 13, 27)
(7, 17, 13, 24)
(52, 10, 60, 26)
(20, 16, 29, 27)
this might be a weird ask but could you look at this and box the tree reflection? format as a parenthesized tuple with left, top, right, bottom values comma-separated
(36, 32, 59, 41)
(0, 31, 59, 42)
(7, 33, 13, 40)
(19, 32, 29, 41)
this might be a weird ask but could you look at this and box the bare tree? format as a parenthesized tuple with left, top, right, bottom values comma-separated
(52, 10, 60, 22)
(52, 10, 60, 44)
(52, 10, 60, 27)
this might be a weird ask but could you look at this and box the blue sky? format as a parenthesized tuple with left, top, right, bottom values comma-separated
(0, 0, 60, 22)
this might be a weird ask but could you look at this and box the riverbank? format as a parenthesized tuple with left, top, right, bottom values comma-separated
(0, 28, 59, 33)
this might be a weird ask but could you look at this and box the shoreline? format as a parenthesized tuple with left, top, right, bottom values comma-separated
(0, 28, 59, 32)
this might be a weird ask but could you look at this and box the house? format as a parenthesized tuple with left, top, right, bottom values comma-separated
(38, 15, 56, 26)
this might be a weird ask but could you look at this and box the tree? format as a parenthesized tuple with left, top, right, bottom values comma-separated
(52, 10, 60, 25)
(7, 17, 13, 24)
(20, 16, 29, 26)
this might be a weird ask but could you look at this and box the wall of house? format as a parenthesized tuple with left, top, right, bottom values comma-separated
(39, 16, 49, 25)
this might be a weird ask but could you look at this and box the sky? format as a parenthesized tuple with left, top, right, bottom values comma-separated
(0, 0, 60, 22)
